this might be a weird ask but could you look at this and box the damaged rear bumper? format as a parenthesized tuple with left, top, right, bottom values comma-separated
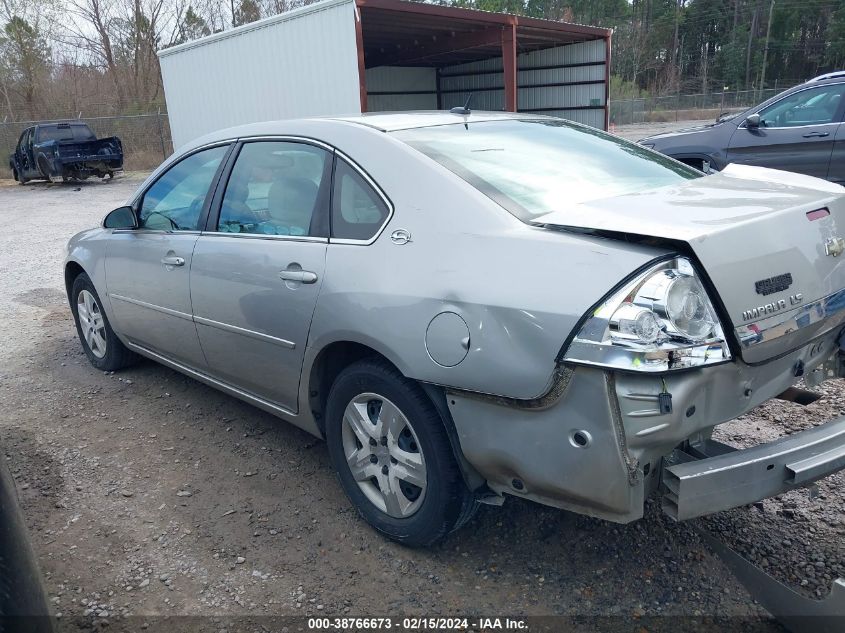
(662, 416, 845, 520)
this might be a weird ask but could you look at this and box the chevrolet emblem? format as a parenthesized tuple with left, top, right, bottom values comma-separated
(825, 237, 845, 257)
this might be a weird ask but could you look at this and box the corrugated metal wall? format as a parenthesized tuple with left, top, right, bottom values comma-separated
(159, 0, 360, 149)
(439, 57, 506, 111)
(367, 67, 437, 111)
(438, 39, 607, 129)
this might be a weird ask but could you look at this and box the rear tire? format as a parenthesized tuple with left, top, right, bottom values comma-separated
(70, 273, 138, 371)
(326, 359, 477, 547)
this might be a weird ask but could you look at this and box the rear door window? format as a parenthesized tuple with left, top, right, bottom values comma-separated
(217, 141, 330, 237)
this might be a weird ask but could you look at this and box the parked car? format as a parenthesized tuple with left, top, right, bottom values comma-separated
(638, 73, 845, 182)
(9, 122, 123, 184)
(65, 112, 845, 547)
(0, 450, 52, 630)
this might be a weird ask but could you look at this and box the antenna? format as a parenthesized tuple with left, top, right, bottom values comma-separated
(449, 93, 473, 115)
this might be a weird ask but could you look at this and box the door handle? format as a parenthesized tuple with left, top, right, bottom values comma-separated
(161, 256, 185, 267)
(279, 270, 318, 284)
(803, 131, 830, 138)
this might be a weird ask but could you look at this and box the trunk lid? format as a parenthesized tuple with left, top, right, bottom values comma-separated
(532, 164, 845, 363)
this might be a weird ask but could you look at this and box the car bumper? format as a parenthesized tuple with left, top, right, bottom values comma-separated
(52, 154, 123, 173)
(662, 415, 845, 520)
(445, 327, 845, 522)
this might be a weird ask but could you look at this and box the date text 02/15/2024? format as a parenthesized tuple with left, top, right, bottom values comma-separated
(307, 617, 528, 630)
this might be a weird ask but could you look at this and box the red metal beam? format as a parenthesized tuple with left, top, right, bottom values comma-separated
(502, 23, 517, 112)
(355, 0, 611, 39)
(364, 26, 504, 68)
(354, 4, 369, 111)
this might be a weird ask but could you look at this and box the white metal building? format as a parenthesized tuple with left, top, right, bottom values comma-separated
(158, 0, 611, 149)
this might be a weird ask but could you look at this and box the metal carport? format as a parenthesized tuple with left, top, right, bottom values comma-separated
(357, 0, 612, 129)
(158, 0, 612, 148)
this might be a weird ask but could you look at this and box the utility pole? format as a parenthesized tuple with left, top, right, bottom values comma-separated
(672, 0, 681, 92)
(760, 0, 775, 100)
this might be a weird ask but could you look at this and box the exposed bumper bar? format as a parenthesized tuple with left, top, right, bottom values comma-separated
(662, 416, 845, 520)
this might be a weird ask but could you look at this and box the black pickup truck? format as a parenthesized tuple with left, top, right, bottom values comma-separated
(9, 122, 123, 184)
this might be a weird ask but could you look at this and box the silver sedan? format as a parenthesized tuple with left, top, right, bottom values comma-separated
(65, 112, 845, 546)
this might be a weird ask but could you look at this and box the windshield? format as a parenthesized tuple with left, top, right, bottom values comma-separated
(36, 124, 95, 143)
(393, 119, 701, 221)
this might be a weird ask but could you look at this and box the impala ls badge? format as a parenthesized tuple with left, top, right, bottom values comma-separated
(742, 293, 804, 321)
(825, 237, 845, 257)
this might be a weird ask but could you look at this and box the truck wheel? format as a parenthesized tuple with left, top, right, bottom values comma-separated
(37, 157, 53, 183)
(70, 273, 138, 371)
(325, 359, 478, 547)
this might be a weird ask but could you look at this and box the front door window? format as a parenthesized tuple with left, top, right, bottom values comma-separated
(139, 145, 229, 231)
(758, 85, 845, 128)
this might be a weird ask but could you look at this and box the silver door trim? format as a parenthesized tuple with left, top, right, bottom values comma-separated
(236, 135, 335, 152)
(194, 315, 296, 349)
(109, 293, 193, 322)
(739, 121, 841, 131)
(123, 341, 298, 419)
(200, 231, 328, 244)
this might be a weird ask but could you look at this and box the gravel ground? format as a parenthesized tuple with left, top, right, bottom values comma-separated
(0, 171, 842, 631)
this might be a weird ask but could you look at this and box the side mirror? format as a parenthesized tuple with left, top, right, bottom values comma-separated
(745, 113, 761, 129)
(103, 206, 138, 229)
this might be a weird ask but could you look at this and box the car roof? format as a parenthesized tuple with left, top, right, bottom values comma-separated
(324, 110, 551, 132)
(807, 71, 845, 83)
(186, 110, 553, 149)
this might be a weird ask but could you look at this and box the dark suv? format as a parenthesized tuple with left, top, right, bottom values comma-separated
(639, 73, 845, 183)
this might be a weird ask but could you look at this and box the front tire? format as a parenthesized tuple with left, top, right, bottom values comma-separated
(70, 273, 138, 371)
(326, 359, 477, 547)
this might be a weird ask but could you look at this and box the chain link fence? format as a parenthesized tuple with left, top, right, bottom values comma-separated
(609, 88, 785, 127)
(1, 112, 172, 180)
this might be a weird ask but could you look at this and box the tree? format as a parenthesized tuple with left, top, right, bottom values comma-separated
(177, 5, 211, 42)
(0, 15, 51, 116)
(232, 0, 260, 26)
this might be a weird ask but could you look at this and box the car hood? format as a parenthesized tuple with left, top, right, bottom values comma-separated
(532, 164, 845, 362)
(640, 121, 724, 142)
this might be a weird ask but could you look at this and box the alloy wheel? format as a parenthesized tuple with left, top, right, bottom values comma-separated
(76, 289, 107, 359)
(341, 393, 427, 518)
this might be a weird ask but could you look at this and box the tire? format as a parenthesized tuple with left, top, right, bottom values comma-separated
(0, 459, 51, 628)
(326, 359, 477, 547)
(69, 272, 138, 371)
(37, 157, 53, 183)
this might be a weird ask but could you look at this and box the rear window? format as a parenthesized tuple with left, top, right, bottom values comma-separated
(36, 124, 95, 143)
(392, 119, 700, 222)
